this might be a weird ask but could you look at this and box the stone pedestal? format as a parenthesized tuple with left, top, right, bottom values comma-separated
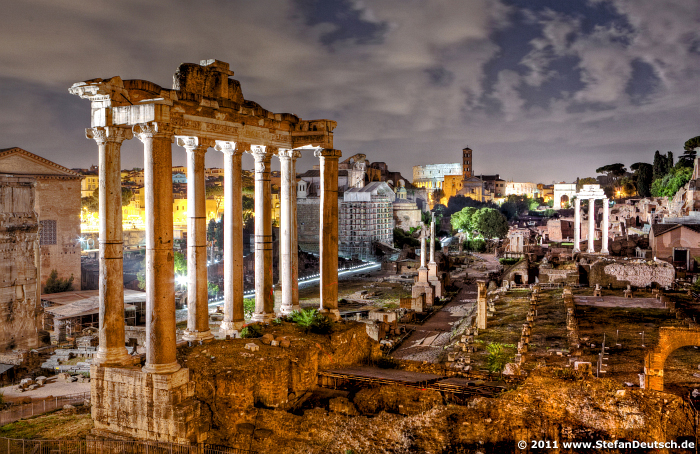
(427, 264, 444, 298)
(91, 366, 208, 444)
(412, 268, 434, 306)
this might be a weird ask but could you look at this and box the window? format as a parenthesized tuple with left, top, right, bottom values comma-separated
(40, 220, 57, 245)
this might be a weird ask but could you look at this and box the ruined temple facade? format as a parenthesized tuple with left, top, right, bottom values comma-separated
(70, 59, 340, 443)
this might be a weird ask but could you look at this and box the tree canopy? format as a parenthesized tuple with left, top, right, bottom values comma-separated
(651, 166, 692, 199)
(450, 207, 477, 236)
(472, 207, 509, 240)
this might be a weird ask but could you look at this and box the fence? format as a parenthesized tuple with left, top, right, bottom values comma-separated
(0, 437, 256, 454)
(0, 392, 90, 426)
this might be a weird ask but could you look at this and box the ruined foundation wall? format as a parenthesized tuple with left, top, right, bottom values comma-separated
(589, 259, 674, 289)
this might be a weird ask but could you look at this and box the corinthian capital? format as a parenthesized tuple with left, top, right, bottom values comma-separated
(314, 148, 342, 160)
(133, 122, 175, 143)
(85, 126, 133, 145)
(175, 136, 213, 154)
(250, 145, 274, 162)
(214, 141, 248, 156)
(278, 148, 302, 160)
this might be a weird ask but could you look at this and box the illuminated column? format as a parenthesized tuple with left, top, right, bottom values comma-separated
(279, 148, 302, 315)
(86, 126, 132, 367)
(602, 198, 610, 255)
(216, 141, 246, 335)
(587, 198, 595, 254)
(573, 198, 581, 253)
(251, 145, 275, 322)
(134, 122, 180, 374)
(315, 148, 342, 320)
(176, 136, 213, 342)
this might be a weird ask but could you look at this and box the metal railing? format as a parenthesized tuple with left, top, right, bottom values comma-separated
(0, 438, 256, 454)
(0, 392, 90, 426)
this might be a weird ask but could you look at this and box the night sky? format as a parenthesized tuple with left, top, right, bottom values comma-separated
(1, 0, 698, 183)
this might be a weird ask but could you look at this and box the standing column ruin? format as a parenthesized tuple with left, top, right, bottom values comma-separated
(601, 198, 609, 255)
(216, 141, 245, 335)
(251, 145, 275, 322)
(476, 280, 487, 330)
(177, 136, 213, 342)
(316, 148, 342, 320)
(573, 197, 581, 253)
(134, 122, 180, 374)
(587, 198, 595, 253)
(279, 149, 302, 315)
(86, 126, 132, 367)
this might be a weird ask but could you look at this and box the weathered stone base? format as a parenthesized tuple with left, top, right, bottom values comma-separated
(412, 282, 434, 307)
(90, 365, 209, 444)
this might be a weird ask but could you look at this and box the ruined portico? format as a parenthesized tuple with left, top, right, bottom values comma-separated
(573, 184, 609, 255)
(70, 60, 339, 443)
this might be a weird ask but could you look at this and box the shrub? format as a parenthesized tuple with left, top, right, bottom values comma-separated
(240, 324, 263, 338)
(243, 298, 255, 318)
(43, 270, 74, 294)
(463, 239, 486, 252)
(290, 309, 333, 334)
(486, 343, 512, 374)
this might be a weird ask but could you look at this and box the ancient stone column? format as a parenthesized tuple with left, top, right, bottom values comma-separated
(315, 148, 342, 320)
(601, 197, 609, 255)
(251, 145, 275, 323)
(86, 126, 133, 367)
(477, 280, 487, 330)
(587, 198, 595, 253)
(429, 213, 436, 265)
(278, 148, 302, 315)
(215, 141, 246, 335)
(420, 234, 427, 268)
(291, 163, 300, 308)
(176, 136, 213, 342)
(134, 122, 180, 374)
(573, 197, 581, 253)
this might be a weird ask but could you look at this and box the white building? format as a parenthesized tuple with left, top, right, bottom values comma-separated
(339, 182, 395, 259)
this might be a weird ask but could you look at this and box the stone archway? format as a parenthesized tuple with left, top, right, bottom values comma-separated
(644, 327, 700, 391)
(560, 194, 569, 208)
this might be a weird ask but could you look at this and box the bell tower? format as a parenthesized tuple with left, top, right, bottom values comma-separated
(462, 147, 472, 179)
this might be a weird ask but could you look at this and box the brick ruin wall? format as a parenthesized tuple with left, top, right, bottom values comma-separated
(296, 198, 319, 253)
(35, 178, 81, 288)
(0, 176, 41, 352)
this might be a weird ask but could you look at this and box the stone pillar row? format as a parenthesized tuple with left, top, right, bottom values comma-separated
(88, 122, 340, 372)
(572, 196, 609, 255)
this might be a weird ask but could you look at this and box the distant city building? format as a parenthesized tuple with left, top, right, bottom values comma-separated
(412, 163, 462, 190)
(462, 147, 473, 178)
(0, 148, 81, 289)
(393, 181, 422, 230)
(477, 174, 506, 199)
(505, 181, 538, 198)
(339, 182, 395, 259)
(172, 173, 187, 184)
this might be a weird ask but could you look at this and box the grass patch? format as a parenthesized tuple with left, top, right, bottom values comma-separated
(0, 411, 92, 439)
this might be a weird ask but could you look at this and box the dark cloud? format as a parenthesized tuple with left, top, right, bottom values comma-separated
(0, 0, 697, 183)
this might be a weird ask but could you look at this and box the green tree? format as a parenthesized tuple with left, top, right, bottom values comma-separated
(207, 218, 224, 252)
(595, 163, 627, 187)
(121, 187, 133, 207)
(576, 177, 598, 191)
(631, 163, 653, 197)
(472, 207, 508, 239)
(650, 166, 692, 199)
(43, 269, 74, 294)
(685, 136, 700, 152)
(652, 151, 671, 180)
(450, 207, 477, 237)
(174, 251, 187, 275)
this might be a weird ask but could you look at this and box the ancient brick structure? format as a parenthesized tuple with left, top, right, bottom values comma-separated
(644, 327, 700, 391)
(0, 175, 41, 352)
(0, 148, 81, 288)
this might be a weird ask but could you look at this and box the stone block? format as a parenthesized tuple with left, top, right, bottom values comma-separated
(261, 334, 274, 345)
(245, 343, 259, 352)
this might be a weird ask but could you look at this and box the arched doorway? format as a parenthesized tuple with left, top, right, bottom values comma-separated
(560, 195, 569, 209)
(645, 327, 700, 391)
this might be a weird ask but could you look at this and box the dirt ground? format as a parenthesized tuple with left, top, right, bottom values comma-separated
(0, 377, 90, 402)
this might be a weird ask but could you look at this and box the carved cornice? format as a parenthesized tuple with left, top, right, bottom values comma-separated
(314, 148, 342, 160)
(133, 122, 175, 143)
(85, 126, 133, 145)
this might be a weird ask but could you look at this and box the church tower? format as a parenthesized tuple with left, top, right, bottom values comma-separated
(462, 147, 473, 179)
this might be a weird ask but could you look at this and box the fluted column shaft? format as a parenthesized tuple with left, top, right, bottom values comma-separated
(279, 149, 302, 315)
(216, 141, 245, 334)
(86, 126, 132, 367)
(176, 137, 213, 342)
(251, 146, 275, 322)
(602, 198, 610, 254)
(316, 148, 341, 320)
(588, 198, 595, 253)
(573, 198, 581, 253)
(134, 122, 179, 374)
(420, 235, 427, 268)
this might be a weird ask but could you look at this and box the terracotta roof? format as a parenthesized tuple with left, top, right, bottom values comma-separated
(651, 223, 700, 237)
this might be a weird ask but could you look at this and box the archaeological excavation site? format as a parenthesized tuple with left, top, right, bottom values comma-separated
(1, 58, 699, 454)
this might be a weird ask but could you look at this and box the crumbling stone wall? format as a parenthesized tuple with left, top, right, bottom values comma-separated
(588, 258, 674, 288)
(0, 176, 41, 352)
